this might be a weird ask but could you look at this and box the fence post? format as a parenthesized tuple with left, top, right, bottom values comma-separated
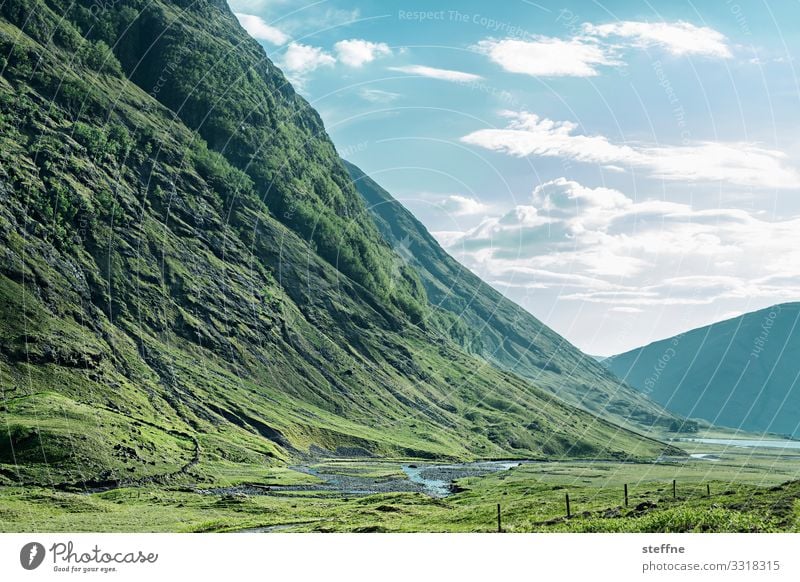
(673, 479, 676, 499)
(624, 483, 629, 507)
(707, 484, 710, 497)
(497, 503, 501, 533)
(565, 493, 571, 518)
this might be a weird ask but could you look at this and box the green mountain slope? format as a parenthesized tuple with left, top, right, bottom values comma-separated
(0, 0, 675, 487)
(604, 303, 800, 436)
(345, 162, 679, 431)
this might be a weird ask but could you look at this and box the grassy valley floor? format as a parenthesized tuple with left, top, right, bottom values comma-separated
(2, 437, 800, 532)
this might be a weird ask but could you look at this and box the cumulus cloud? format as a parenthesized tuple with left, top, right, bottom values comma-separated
(234, 13, 289, 45)
(461, 111, 800, 188)
(282, 43, 335, 74)
(334, 39, 391, 67)
(279, 43, 335, 87)
(583, 20, 732, 59)
(438, 195, 490, 216)
(475, 37, 619, 77)
(389, 65, 483, 83)
(441, 178, 800, 311)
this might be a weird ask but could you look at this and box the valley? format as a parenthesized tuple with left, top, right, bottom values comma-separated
(1, 0, 799, 537)
(3, 433, 800, 532)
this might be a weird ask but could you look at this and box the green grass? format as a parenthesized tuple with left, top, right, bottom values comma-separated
(3, 442, 800, 532)
(306, 460, 408, 480)
(0, 0, 779, 535)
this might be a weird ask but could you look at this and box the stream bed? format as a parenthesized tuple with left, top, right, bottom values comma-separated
(199, 460, 525, 499)
(402, 461, 523, 497)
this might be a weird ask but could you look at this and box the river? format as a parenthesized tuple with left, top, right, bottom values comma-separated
(677, 437, 800, 450)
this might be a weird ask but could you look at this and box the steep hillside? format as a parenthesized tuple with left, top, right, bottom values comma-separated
(604, 303, 800, 436)
(0, 0, 675, 488)
(345, 162, 680, 431)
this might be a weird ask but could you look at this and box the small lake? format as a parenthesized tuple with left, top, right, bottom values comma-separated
(678, 438, 800, 450)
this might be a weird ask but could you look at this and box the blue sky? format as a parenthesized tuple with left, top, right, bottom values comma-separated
(229, 0, 800, 355)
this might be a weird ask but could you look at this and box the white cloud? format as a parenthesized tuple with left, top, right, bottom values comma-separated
(359, 88, 402, 103)
(279, 43, 335, 87)
(282, 43, 336, 74)
(584, 21, 732, 59)
(234, 13, 289, 45)
(442, 178, 800, 312)
(475, 37, 619, 77)
(475, 21, 731, 79)
(334, 39, 391, 67)
(438, 195, 490, 216)
(389, 65, 483, 83)
(535, 177, 630, 215)
(461, 111, 800, 188)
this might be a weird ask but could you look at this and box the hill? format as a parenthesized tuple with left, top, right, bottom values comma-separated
(0, 0, 675, 487)
(604, 303, 800, 436)
(346, 161, 679, 432)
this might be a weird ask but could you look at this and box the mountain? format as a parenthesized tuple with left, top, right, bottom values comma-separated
(345, 162, 679, 431)
(604, 303, 800, 436)
(0, 0, 676, 487)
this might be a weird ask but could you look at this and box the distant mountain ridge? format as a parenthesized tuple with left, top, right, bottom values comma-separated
(604, 303, 800, 436)
(345, 161, 680, 432)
